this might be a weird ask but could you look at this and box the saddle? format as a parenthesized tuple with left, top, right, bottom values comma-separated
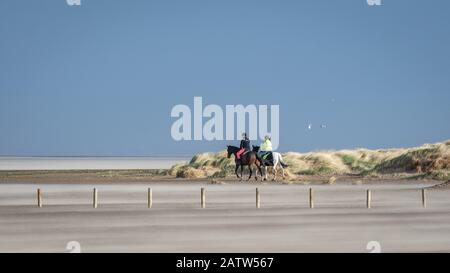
(236, 149, 251, 161)
(259, 151, 273, 165)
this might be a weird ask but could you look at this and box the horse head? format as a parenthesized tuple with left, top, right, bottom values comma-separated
(226, 145, 239, 158)
(226, 145, 233, 158)
(252, 145, 260, 152)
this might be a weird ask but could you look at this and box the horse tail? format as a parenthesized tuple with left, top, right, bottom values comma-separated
(278, 154, 289, 168)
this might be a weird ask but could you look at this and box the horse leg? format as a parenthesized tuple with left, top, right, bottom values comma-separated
(272, 156, 280, 181)
(257, 165, 263, 181)
(264, 166, 268, 181)
(248, 165, 252, 181)
(272, 163, 278, 181)
(254, 163, 260, 181)
(256, 160, 263, 181)
(235, 164, 240, 179)
(240, 165, 243, 181)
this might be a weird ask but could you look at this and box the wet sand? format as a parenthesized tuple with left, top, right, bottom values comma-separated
(1, 181, 449, 253)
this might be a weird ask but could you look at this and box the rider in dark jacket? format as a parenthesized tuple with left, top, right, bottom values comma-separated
(237, 133, 250, 159)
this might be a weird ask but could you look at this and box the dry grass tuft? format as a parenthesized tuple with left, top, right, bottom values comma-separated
(328, 176, 337, 185)
(168, 140, 450, 181)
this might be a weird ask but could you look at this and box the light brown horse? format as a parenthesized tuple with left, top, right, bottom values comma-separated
(227, 145, 263, 181)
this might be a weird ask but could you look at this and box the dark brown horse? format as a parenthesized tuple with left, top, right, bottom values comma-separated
(227, 145, 263, 181)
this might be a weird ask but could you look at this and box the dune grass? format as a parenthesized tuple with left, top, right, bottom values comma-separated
(169, 140, 450, 180)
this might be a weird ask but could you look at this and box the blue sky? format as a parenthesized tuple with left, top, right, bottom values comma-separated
(1, 0, 449, 156)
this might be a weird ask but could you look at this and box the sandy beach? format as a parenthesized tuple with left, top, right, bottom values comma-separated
(1, 181, 449, 253)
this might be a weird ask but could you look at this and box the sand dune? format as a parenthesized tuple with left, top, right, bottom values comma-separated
(171, 140, 450, 181)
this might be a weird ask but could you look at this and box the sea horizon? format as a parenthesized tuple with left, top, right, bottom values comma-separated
(0, 156, 191, 170)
